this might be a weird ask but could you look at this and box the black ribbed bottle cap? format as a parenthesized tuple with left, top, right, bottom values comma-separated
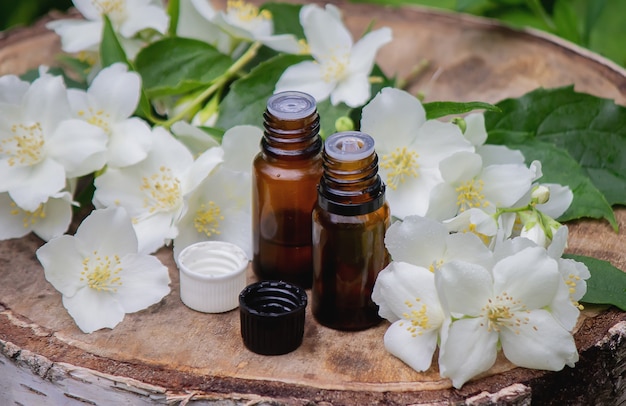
(239, 280, 308, 355)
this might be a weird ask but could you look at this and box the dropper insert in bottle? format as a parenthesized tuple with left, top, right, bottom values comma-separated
(267, 91, 317, 120)
(325, 131, 375, 161)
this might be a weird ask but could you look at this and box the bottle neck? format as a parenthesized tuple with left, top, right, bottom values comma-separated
(318, 146, 385, 216)
(262, 111, 322, 160)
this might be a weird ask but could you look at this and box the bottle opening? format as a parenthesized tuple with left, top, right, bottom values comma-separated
(240, 280, 307, 316)
(267, 91, 317, 120)
(325, 131, 375, 161)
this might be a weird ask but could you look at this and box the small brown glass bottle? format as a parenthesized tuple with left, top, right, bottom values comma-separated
(312, 131, 390, 330)
(252, 91, 322, 288)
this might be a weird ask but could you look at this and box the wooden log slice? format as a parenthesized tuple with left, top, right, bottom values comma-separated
(1, 2, 625, 405)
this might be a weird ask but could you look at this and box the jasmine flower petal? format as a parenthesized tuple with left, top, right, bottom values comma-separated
(438, 317, 498, 388)
(63, 288, 125, 333)
(500, 309, 578, 370)
(384, 320, 439, 372)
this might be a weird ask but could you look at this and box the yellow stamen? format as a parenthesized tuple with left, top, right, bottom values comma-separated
(480, 292, 532, 335)
(565, 273, 584, 310)
(297, 39, 310, 55)
(1, 122, 45, 166)
(380, 147, 419, 190)
(91, 0, 126, 18)
(139, 166, 182, 213)
(78, 108, 111, 134)
(428, 259, 444, 273)
(227, 0, 271, 22)
(194, 201, 224, 237)
(81, 252, 123, 292)
(10, 202, 46, 228)
(455, 179, 489, 212)
(465, 223, 491, 246)
(321, 52, 349, 83)
(402, 297, 430, 337)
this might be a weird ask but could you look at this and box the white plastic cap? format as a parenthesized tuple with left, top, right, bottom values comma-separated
(177, 241, 249, 313)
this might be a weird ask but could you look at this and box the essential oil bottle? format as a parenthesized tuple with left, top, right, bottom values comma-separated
(252, 91, 323, 288)
(312, 131, 390, 330)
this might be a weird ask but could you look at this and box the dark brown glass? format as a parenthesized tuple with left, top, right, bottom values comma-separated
(312, 131, 390, 330)
(252, 91, 322, 288)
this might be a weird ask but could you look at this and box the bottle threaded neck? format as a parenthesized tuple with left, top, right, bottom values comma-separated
(262, 91, 321, 159)
(318, 131, 385, 215)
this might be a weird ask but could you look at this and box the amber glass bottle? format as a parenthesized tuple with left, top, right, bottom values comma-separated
(252, 91, 322, 288)
(312, 131, 390, 330)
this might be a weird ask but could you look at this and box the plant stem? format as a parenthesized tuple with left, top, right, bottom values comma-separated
(158, 41, 263, 129)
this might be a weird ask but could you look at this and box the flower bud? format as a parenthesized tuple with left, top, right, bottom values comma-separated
(451, 117, 467, 134)
(335, 116, 355, 132)
(531, 185, 550, 204)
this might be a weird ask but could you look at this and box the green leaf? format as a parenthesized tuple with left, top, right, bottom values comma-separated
(487, 136, 617, 228)
(99, 15, 153, 120)
(485, 85, 626, 228)
(423, 101, 500, 120)
(484, 7, 552, 32)
(586, 0, 626, 67)
(564, 254, 626, 311)
(20, 66, 86, 89)
(261, 3, 304, 37)
(582, 0, 606, 46)
(55, 55, 91, 86)
(135, 38, 233, 97)
(552, 0, 581, 44)
(317, 100, 353, 139)
(100, 15, 129, 68)
(216, 53, 309, 130)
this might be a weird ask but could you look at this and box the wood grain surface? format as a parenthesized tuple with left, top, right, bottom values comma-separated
(1, 1, 625, 405)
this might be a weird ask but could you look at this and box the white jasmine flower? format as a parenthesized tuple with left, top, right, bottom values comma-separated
(427, 151, 536, 221)
(535, 183, 573, 219)
(436, 246, 579, 388)
(47, 0, 169, 57)
(179, 0, 300, 56)
(174, 168, 251, 260)
(177, 0, 225, 47)
(93, 127, 223, 253)
(275, 4, 392, 107)
(492, 229, 588, 332)
(361, 88, 474, 218)
(519, 217, 556, 248)
(385, 215, 493, 273)
(443, 207, 499, 247)
(372, 261, 445, 371)
(69, 63, 152, 168)
(214, 0, 301, 54)
(0, 69, 108, 211)
(546, 227, 590, 329)
(173, 125, 261, 260)
(461, 113, 488, 147)
(477, 144, 526, 167)
(0, 75, 29, 104)
(0, 191, 74, 242)
(36, 207, 171, 333)
(498, 183, 573, 249)
(171, 120, 220, 157)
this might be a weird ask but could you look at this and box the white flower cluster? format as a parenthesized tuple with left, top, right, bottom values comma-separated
(362, 87, 573, 248)
(0, 0, 591, 387)
(0, 62, 259, 332)
(366, 88, 589, 387)
(2, 0, 393, 334)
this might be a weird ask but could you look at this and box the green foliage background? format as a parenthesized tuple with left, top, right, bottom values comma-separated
(2, 0, 625, 68)
(0, 0, 72, 30)
(369, 0, 626, 68)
